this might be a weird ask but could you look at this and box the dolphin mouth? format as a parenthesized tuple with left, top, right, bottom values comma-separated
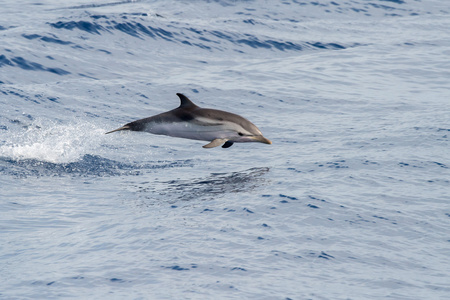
(252, 136, 272, 144)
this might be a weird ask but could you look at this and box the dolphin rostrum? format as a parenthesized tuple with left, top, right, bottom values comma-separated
(105, 93, 272, 148)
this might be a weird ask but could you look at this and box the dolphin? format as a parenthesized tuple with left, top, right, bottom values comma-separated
(105, 93, 272, 148)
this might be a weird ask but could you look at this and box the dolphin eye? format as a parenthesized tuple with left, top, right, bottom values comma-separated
(238, 132, 244, 136)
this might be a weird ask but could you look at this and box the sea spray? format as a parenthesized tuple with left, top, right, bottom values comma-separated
(0, 118, 107, 163)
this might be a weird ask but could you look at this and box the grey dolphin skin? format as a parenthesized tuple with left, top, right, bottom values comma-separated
(106, 93, 272, 148)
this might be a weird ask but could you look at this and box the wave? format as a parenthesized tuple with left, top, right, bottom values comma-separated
(0, 54, 70, 75)
(1, 0, 425, 79)
(0, 154, 193, 178)
(46, 16, 356, 53)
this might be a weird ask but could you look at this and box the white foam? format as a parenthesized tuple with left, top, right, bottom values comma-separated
(0, 119, 107, 164)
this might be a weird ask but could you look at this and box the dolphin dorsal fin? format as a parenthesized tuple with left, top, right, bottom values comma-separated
(176, 93, 198, 109)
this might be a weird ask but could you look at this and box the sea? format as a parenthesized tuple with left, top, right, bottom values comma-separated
(1, 0, 449, 299)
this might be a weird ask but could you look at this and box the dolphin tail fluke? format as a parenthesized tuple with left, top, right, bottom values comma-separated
(203, 138, 228, 148)
(105, 125, 131, 134)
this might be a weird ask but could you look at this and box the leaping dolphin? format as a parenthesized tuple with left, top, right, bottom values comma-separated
(106, 93, 272, 148)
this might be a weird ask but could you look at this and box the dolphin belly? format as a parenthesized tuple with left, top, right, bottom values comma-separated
(145, 121, 235, 141)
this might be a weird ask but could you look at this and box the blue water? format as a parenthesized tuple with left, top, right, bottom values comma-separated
(1, 0, 450, 299)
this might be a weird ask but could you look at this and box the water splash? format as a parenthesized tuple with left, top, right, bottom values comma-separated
(0, 119, 106, 163)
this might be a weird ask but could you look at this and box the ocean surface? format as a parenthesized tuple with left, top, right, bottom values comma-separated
(1, 0, 450, 299)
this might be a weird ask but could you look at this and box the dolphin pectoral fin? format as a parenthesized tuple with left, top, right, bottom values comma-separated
(203, 139, 227, 148)
(105, 125, 130, 134)
(222, 141, 234, 148)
